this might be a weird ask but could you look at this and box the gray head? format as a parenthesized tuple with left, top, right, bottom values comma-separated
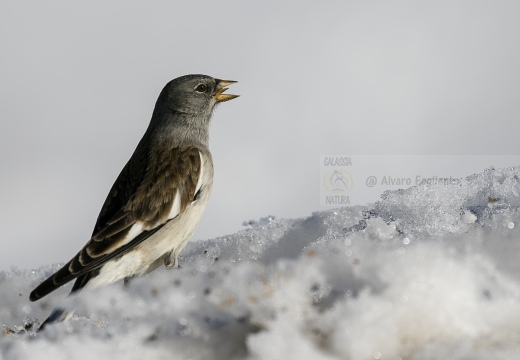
(149, 74, 238, 146)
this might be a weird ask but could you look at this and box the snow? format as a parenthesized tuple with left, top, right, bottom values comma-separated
(2, 166, 520, 359)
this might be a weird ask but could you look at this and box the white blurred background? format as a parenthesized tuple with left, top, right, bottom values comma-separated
(1, 0, 520, 269)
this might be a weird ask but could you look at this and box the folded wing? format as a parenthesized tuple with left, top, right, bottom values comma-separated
(29, 145, 202, 301)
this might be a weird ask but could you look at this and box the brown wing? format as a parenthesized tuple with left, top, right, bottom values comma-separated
(29, 145, 202, 302)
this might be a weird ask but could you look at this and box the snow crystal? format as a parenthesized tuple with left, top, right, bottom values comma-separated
(2, 167, 520, 359)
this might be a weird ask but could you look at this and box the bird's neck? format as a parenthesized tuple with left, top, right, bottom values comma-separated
(149, 111, 211, 149)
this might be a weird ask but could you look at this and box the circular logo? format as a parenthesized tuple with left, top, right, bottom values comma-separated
(323, 169, 354, 194)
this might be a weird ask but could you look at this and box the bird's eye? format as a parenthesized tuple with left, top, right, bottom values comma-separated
(195, 84, 207, 93)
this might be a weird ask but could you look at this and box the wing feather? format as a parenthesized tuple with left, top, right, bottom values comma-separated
(29, 145, 202, 302)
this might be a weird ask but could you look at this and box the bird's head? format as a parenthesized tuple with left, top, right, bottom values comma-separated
(156, 74, 239, 117)
(149, 74, 238, 146)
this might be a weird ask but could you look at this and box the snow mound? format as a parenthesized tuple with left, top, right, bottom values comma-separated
(2, 167, 520, 360)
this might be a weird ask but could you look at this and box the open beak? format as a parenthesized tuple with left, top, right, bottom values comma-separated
(213, 80, 239, 102)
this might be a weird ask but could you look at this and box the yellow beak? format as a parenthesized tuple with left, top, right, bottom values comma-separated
(213, 80, 239, 102)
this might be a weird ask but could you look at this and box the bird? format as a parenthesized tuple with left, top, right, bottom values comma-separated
(29, 74, 238, 325)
